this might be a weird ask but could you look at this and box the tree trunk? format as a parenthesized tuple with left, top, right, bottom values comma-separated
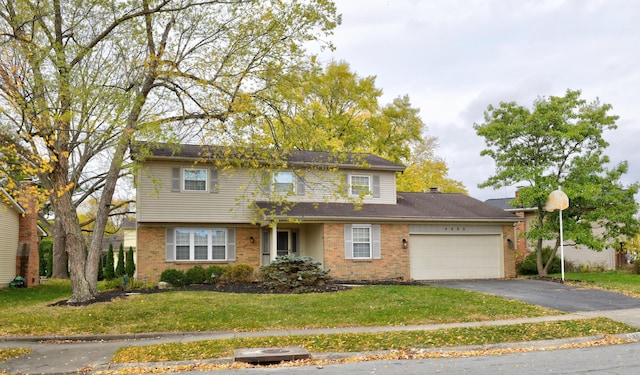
(536, 209, 546, 276)
(51, 217, 69, 279)
(536, 237, 546, 276)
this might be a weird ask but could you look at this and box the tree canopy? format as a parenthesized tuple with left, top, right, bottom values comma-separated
(243, 59, 464, 192)
(0, 0, 339, 302)
(474, 89, 639, 275)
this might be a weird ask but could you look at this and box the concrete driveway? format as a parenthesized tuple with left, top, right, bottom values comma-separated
(427, 279, 640, 312)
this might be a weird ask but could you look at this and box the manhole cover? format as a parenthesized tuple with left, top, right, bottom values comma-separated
(262, 348, 290, 354)
(235, 347, 310, 364)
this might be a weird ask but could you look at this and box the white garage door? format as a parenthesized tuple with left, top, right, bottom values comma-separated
(410, 235, 503, 280)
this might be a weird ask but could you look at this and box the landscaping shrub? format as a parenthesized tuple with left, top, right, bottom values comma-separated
(186, 266, 207, 284)
(259, 255, 329, 291)
(517, 247, 561, 275)
(104, 243, 115, 280)
(223, 264, 255, 284)
(115, 243, 125, 277)
(125, 247, 136, 278)
(633, 259, 640, 275)
(204, 265, 231, 283)
(160, 269, 188, 287)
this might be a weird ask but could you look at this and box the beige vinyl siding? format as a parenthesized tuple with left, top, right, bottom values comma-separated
(0, 201, 19, 287)
(137, 162, 259, 223)
(300, 223, 324, 267)
(138, 162, 399, 223)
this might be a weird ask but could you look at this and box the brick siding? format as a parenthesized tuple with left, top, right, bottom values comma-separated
(16, 182, 39, 287)
(323, 223, 410, 281)
(136, 224, 261, 283)
(502, 224, 516, 278)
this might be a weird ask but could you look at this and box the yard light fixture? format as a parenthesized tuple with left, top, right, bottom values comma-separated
(249, 236, 255, 244)
(402, 238, 408, 249)
(546, 186, 569, 282)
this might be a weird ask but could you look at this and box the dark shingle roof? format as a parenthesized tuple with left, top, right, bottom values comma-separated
(256, 192, 520, 222)
(139, 143, 405, 172)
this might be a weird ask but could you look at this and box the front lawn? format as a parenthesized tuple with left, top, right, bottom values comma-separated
(0, 280, 557, 336)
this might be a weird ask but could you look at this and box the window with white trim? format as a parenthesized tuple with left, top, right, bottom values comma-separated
(183, 168, 207, 191)
(273, 171, 295, 193)
(352, 224, 372, 259)
(172, 228, 229, 261)
(350, 174, 371, 196)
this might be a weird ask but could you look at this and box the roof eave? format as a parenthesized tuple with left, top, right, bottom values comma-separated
(260, 214, 522, 223)
(143, 155, 405, 172)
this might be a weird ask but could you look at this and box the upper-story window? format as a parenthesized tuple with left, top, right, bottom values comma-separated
(184, 168, 207, 191)
(172, 167, 218, 193)
(273, 171, 295, 193)
(350, 174, 371, 196)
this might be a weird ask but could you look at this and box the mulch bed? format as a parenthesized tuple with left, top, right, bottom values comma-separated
(49, 279, 437, 307)
(48, 281, 354, 307)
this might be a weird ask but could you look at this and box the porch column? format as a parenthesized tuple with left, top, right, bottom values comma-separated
(270, 224, 278, 262)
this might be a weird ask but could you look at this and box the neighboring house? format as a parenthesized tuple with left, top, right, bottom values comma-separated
(0, 184, 40, 288)
(135, 144, 520, 283)
(122, 217, 137, 251)
(485, 196, 620, 270)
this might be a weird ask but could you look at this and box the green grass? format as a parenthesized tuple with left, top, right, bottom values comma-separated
(554, 271, 640, 297)
(0, 348, 31, 361)
(0, 281, 557, 336)
(111, 318, 634, 363)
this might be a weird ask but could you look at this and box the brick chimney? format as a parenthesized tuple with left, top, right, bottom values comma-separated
(16, 179, 40, 287)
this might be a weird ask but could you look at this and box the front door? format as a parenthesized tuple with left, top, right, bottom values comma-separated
(262, 230, 298, 265)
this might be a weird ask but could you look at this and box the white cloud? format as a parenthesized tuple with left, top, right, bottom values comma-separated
(322, 0, 640, 201)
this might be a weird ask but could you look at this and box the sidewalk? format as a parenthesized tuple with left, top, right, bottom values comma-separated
(3, 308, 640, 375)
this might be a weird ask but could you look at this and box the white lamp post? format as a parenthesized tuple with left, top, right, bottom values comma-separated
(545, 187, 569, 281)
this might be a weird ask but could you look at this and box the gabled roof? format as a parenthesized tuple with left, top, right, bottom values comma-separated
(0, 187, 25, 214)
(137, 143, 405, 172)
(256, 192, 520, 223)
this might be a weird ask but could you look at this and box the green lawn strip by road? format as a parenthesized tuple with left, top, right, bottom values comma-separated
(556, 271, 640, 297)
(0, 348, 31, 361)
(110, 318, 633, 363)
(1, 284, 557, 336)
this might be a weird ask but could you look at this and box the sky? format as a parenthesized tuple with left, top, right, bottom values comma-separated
(318, 0, 640, 201)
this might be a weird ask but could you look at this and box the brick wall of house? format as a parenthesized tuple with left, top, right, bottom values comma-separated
(136, 225, 261, 283)
(16, 181, 39, 287)
(323, 223, 410, 281)
(502, 224, 516, 278)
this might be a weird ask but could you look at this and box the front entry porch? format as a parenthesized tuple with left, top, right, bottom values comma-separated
(260, 223, 324, 267)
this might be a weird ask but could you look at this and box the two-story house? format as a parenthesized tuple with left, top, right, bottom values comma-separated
(135, 144, 520, 283)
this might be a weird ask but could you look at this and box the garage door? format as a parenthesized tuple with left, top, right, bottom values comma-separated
(410, 234, 503, 280)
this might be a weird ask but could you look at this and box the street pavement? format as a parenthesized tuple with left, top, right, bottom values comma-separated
(3, 279, 640, 374)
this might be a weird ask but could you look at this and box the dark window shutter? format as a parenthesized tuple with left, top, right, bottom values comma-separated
(344, 224, 353, 259)
(172, 168, 180, 192)
(261, 172, 271, 195)
(227, 228, 236, 261)
(166, 227, 175, 261)
(296, 174, 305, 196)
(372, 175, 380, 198)
(210, 169, 219, 193)
(343, 172, 350, 196)
(372, 224, 381, 259)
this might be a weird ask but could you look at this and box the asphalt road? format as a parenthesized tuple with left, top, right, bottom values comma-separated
(426, 278, 640, 312)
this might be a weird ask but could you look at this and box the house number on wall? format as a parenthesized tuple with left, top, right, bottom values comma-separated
(444, 227, 465, 231)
